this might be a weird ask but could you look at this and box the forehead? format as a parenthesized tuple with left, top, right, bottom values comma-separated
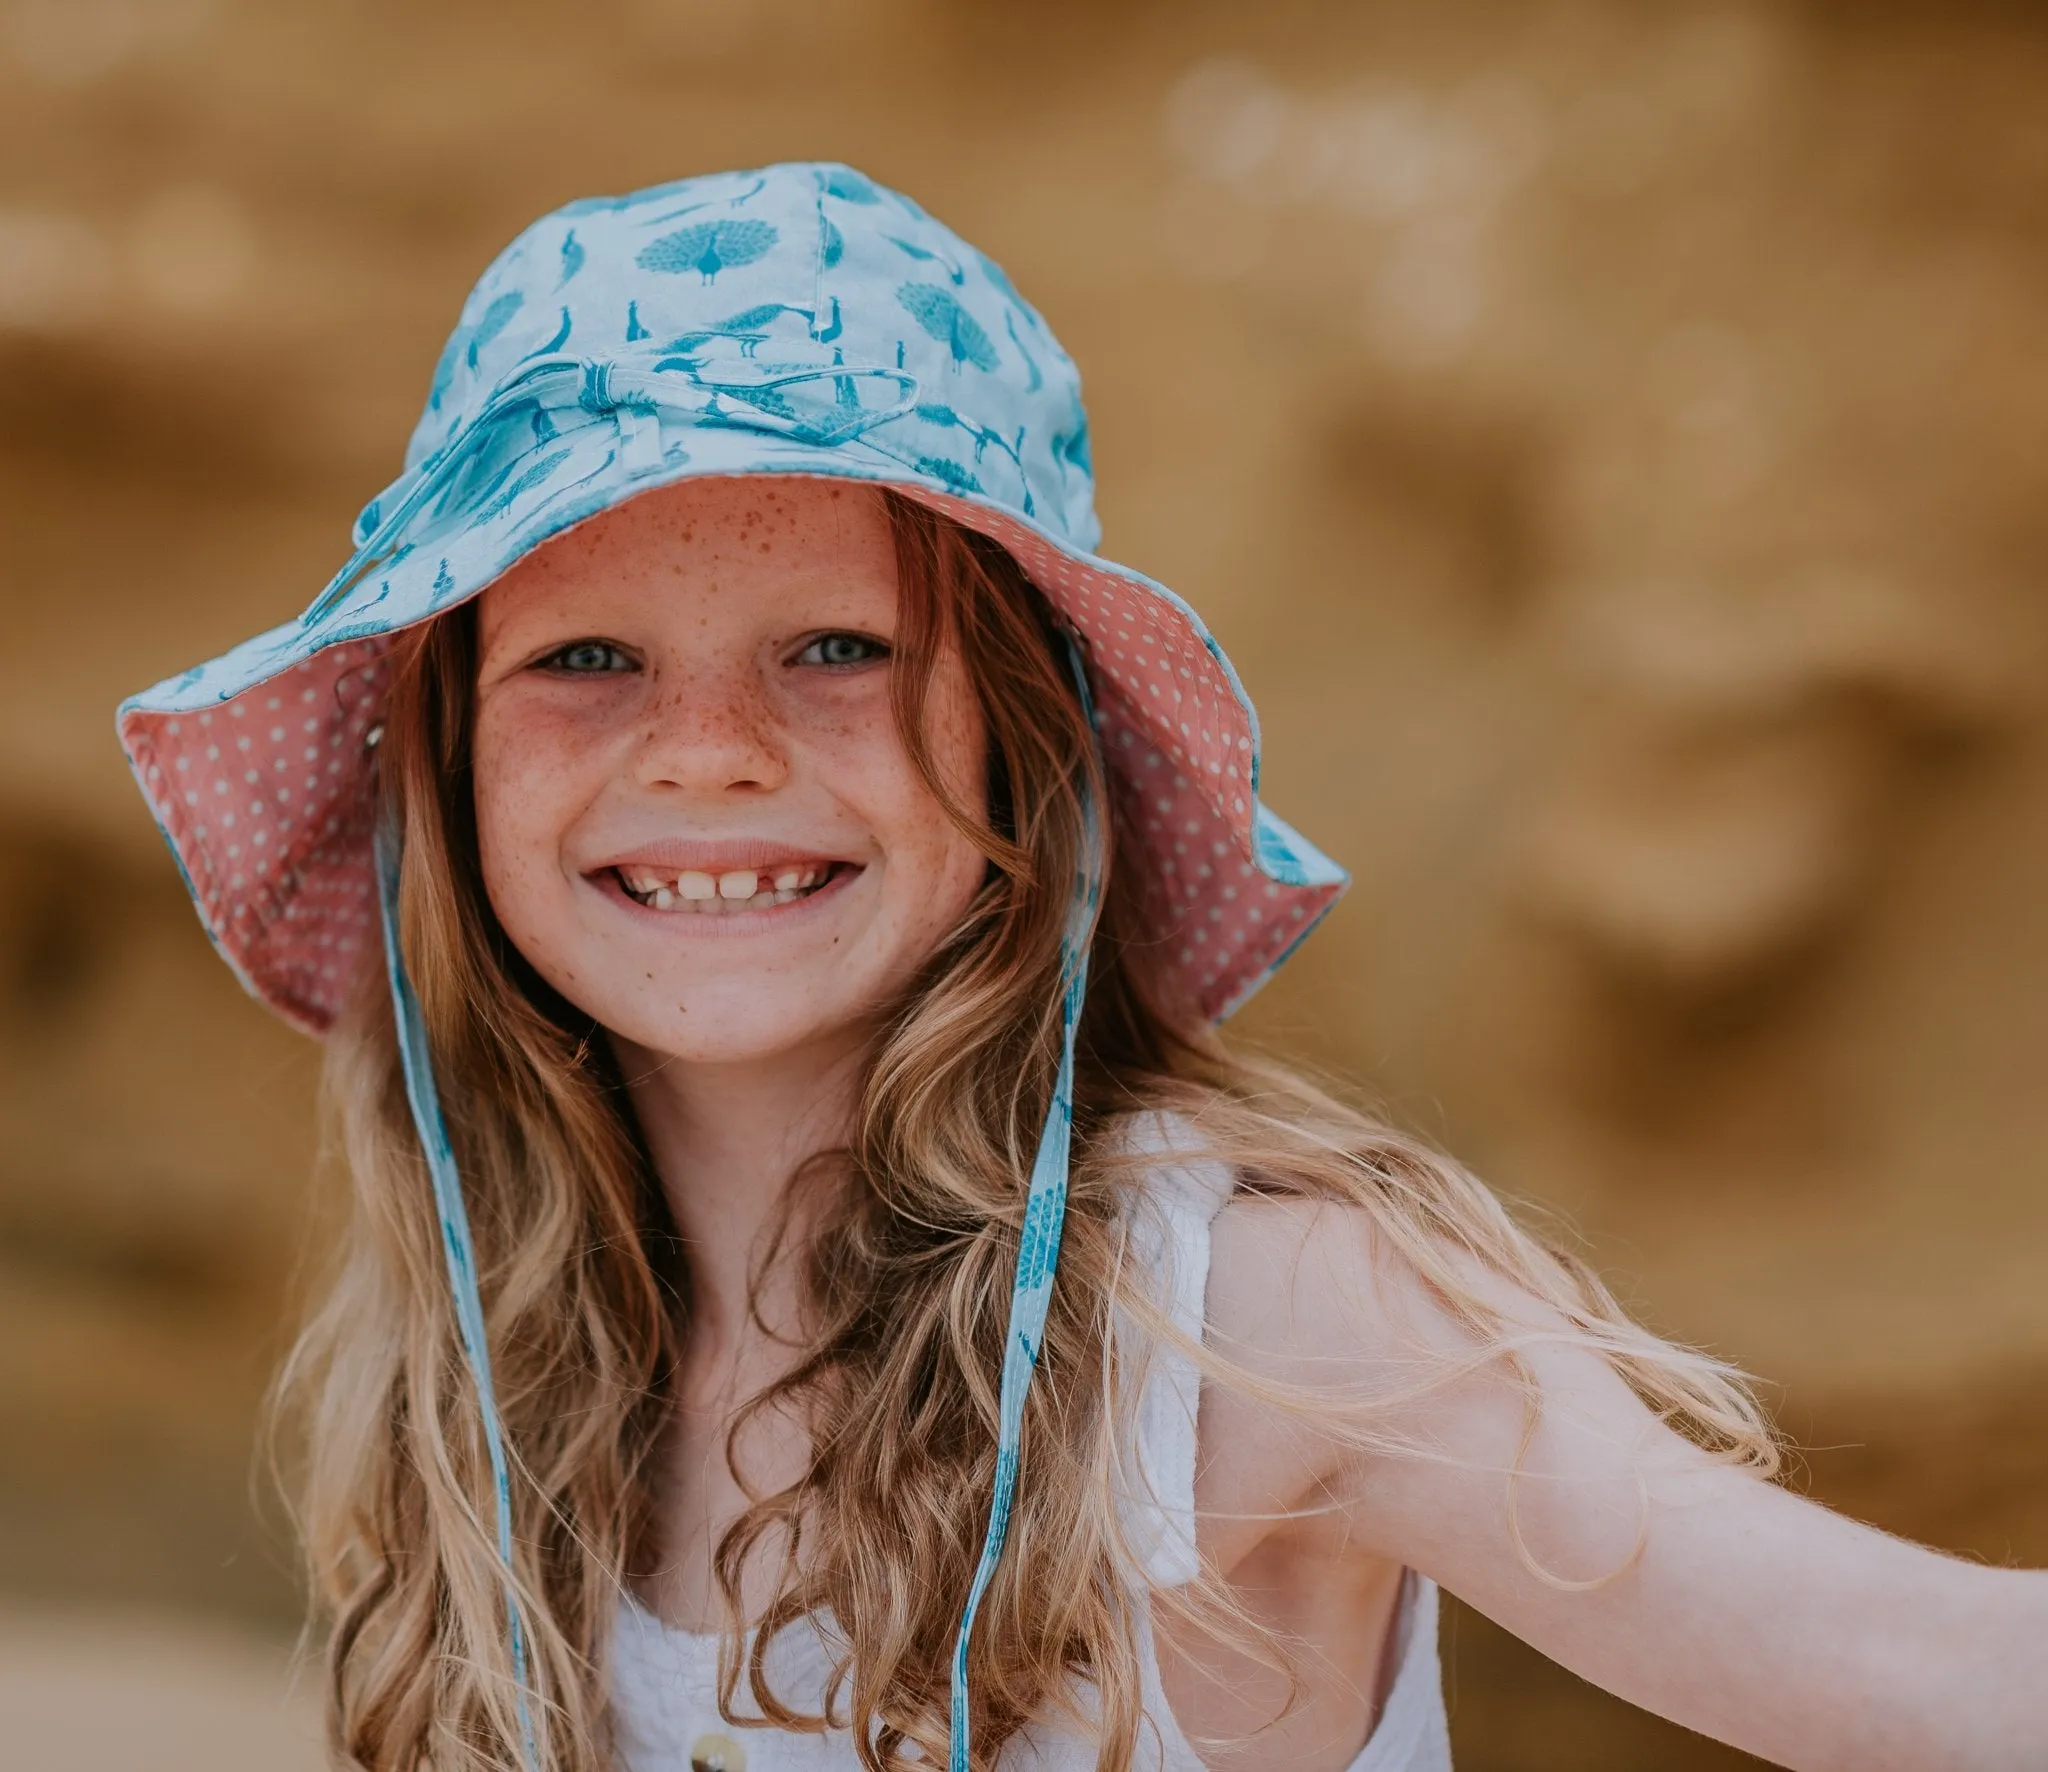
(480, 475, 899, 625)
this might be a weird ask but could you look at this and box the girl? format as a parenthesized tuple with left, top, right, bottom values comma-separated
(118, 164, 2044, 1772)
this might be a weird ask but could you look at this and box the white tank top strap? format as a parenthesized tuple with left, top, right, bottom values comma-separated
(1111, 1110, 1234, 1590)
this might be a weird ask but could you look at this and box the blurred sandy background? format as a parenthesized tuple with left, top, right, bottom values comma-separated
(3, 1, 2046, 1767)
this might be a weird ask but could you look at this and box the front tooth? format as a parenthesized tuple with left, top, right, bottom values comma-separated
(718, 869, 758, 900)
(773, 869, 801, 892)
(678, 870, 716, 900)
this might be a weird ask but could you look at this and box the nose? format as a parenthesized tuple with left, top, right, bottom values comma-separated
(632, 659, 791, 796)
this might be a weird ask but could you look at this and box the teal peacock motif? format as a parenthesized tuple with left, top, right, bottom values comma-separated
(887, 234, 966, 285)
(520, 306, 573, 360)
(911, 452, 982, 494)
(636, 220, 780, 283)
(1005, 311, 1042, 393)
(475, 446, 572, 521)
(821, 166, 881, 204)
(896, 282, 1000, 372)
(430, 289, 524, 409)
(464, 292, 525, 370)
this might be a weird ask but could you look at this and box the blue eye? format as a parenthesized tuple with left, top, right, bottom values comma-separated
(541, 640, 635, 674)
(797, 632, 888, 668)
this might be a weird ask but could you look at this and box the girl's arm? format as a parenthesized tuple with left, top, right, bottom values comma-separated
(1204, 1200, 2048, 1772)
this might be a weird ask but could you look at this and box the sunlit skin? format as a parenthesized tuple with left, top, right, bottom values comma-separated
(466, 477, 2048, 1772)
(472, 474, 989, 1075)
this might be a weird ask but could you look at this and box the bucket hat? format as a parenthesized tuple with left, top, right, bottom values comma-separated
(115, 162, 1345, 1768)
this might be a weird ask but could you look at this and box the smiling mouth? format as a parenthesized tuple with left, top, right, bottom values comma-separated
(612, 861, 845, 914)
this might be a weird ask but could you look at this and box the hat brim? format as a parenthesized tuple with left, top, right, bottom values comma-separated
(117, 426, 1345, 1035)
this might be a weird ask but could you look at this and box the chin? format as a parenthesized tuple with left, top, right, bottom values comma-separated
(597, 985, 877, 1071)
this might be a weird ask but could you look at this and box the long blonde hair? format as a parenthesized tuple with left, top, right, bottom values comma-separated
(279, 489, 1776, 1772)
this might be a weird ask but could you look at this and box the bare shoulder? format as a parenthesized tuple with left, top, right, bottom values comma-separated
(1201, 1182, 1741, 1571)
(1191, 1195, 1427, 1554)
(1205, 1181, 1604, 1392)
(1204, 1191, 1451, 1391)
(1195, 1187, 1606, 1544)
(1190, 1193, 1415, 1585)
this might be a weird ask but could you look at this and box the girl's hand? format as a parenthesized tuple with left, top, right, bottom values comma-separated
(1199, 1199, 2048, 1772)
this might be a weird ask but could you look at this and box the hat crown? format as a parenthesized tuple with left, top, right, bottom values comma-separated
(405, 162, 1100, 552)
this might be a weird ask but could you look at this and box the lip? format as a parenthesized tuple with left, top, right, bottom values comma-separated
(586, 858, 865, 932)
(588, 842, 853, 875)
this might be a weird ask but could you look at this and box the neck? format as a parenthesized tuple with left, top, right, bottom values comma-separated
(614, 1027, 869, 1363)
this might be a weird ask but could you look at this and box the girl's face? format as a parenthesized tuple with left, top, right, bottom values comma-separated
(471, 477, 989, 1069)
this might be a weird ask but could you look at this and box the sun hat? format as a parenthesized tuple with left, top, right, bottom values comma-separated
(115, 162, 1346, 1768)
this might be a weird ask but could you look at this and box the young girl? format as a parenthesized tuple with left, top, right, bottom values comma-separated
(118, 164, 2043, 1772)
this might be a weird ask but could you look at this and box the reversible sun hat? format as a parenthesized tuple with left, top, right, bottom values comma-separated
(115, 162, 1345, 1769)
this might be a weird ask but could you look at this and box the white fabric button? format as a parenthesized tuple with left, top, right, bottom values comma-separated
(690, 1729, 746, 1772)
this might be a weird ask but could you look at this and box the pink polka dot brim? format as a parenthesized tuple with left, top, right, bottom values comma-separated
(114, 478, 1343, 1036)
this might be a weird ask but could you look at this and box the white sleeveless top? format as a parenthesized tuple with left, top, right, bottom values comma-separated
(612, 1116, 1453, 1771)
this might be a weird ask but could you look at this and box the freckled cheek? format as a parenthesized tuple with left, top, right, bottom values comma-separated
(472, 709, 598, 906)
(923, 684, 990, 819)
(858, 704, 989, 917)
(476, 701, 593, 795)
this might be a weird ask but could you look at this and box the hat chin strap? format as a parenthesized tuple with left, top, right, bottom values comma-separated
(948, 631, 1105, 1771)
(373, 815, 539, 1769)
(374, 632, 1104, 1772)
